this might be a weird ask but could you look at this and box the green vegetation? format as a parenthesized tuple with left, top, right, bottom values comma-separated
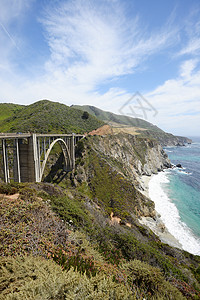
(0, 100, 104, 133)
(72, 104, 162, 131)
(1, 179, 199, 298)
(0, 186, 68, 257)
(123, 260, 185, 299)
(72, 104, 192, 145)
(85, 149, 148, 219)
(0, 103, 24, 122)
(0, 123, 198, 298)
(0, 100, 191, 145)
(0, 256, 135, 300)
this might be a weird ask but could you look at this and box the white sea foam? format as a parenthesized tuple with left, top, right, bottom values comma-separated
(179, 170, 192, 175)
(149, 172, 200, 255)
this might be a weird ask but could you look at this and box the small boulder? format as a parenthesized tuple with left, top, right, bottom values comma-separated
(176, 163, 182, 168)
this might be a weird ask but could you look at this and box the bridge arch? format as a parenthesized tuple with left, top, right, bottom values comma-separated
(39, 138, 71, 182)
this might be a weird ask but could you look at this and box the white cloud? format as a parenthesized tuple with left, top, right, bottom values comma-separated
(179, 38, 200, 56)
(0, 0, 199, 136)
(145, 60, 200, 135)
(178, 11, 200, 56)
(0, 0, 31, 24)
(180, 59, 198, 79)
(40, 0, 176, 92)
(0, 0, 176, 103)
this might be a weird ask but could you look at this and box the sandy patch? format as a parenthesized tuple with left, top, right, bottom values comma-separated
(88, 124, 147, 136)
(139, 216, 182, 249)
(0, 193, 20, 200)
(138, 175, 182, 250)
(110, 212, 121, 225)
(89, 125, 113, 135)
(139, 175, 152, 198)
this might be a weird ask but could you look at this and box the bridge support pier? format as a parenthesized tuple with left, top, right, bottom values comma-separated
(2, 139, 10, 183)
(17, 135, 39, 182)
(13, 139, 21, 182)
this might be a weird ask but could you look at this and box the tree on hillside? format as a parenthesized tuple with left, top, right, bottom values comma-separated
(82, 111, 89, 120)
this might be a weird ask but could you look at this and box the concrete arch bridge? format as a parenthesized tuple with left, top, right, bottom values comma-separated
(0, 133, 83, 183)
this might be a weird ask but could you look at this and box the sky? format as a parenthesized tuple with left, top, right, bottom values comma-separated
(0, 0, 200, 136)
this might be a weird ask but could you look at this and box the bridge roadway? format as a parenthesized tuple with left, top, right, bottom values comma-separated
(0, 133, 84, 183)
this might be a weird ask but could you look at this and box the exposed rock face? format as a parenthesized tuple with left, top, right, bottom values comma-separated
(75, 134, 186, 250)
(142, 144, 171, 175)
(139, 130, 192, 147)
(87, 133, 171, 180)
(74, 134, 172, 221)
(156, 134, 192, 147)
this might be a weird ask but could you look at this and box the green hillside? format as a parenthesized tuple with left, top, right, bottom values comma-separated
(0, 100, 104, 134)
(0, 103, 24, 122)
(72, 104, 163, 132)
(72, 104, 192, 145)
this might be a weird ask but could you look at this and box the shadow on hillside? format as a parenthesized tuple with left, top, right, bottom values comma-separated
(43, 153, 68, 184)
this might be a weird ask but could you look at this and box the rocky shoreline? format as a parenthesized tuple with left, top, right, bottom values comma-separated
(138, 174, 183, 249)
(79, 133, 184, 250)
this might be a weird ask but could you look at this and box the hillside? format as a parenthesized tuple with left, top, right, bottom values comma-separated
(72, 105, 192, 146)
(0, 103, 24, 122)
(0, 101, 198, 299)
(0, 100, 104, 134)
(0, 101, 192, 146)
(0, 134, 200, 299)
(72, 104, 162, 131)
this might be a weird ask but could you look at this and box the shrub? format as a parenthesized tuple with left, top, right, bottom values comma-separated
(0, 183, 18, 195)
(51, 246, 98, 277)
(75, 139, 85, 158)
(122, 260, 185, 299)
(0, 192, 69, 257)
(0, 256, 135, 299)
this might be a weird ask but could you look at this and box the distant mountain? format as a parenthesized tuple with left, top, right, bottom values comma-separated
(0, 100, 104, 134)
(0, 101, 192, 145)
(72, 105, 163, 132)
(72, 105, 192, 146)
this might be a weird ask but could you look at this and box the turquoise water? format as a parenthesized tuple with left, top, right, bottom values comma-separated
(166, 172, 200, 238)
(163, 137, 200, 253)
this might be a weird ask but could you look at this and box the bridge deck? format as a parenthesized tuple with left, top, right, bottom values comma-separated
(0, 133, 84, 139)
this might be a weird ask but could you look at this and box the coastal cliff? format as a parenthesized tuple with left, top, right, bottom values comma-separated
(139, 130, 192, 147)
(1, 100, 200, 299)
(74, 134, 172, 221)
(75, 133, 171, 190)
(1, 133, 200, 298)
(72, 104, 192, 146)
(74, 134, 182, 248)
(86, 133, 172, 176)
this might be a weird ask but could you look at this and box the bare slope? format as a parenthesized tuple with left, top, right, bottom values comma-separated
(73, 104, 192, 146)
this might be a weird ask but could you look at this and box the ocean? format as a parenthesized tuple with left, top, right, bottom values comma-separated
(149, 137, 200, 255)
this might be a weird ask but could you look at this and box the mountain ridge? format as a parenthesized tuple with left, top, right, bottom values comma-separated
(0, 100, 104, 134)
(72, 104, 192, 146)
(0, 100, 192, 146)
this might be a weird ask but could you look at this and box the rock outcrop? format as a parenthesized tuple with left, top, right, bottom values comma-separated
(139, 130, 192, 147)
(74, 133, 181, 248)
(86, 133, 171, 179)
(74, 133, 172, 223)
